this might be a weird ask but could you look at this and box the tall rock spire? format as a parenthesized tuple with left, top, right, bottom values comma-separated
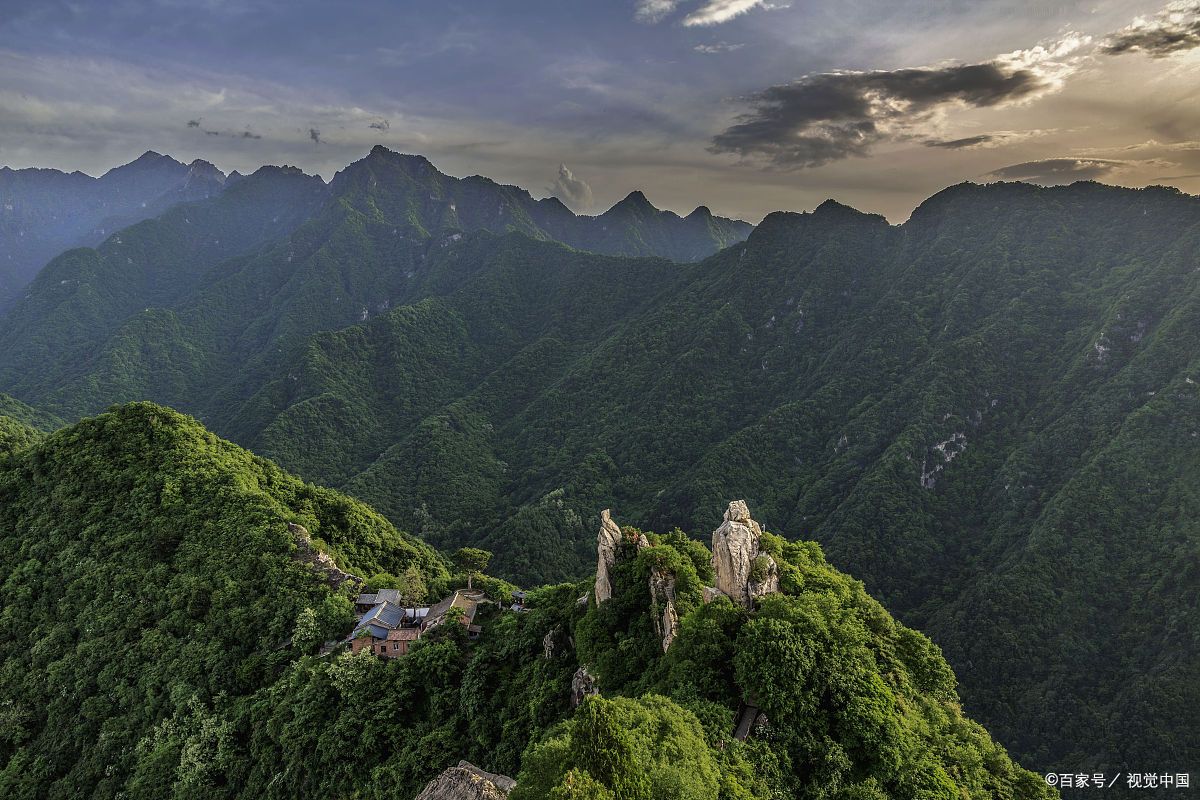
(594, 509, 622, 604)
(711, 500, 779, 607)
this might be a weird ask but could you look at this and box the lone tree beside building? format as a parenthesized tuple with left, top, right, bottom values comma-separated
(453, 547, 492, 590)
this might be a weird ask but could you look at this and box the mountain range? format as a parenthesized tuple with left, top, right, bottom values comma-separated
(0, 151, 233, 311)
(0, 147, 1197, 787)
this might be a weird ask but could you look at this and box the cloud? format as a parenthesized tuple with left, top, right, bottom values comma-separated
(634, 0, 772, 25)
(1101, 1, 1200, 58)
(634, 0, 680, 24)
(710, 39, 1085, 168)
(309, 127, 322, 144)
(694, 41, 744, 54)
(986, 158, 1132, 183)
(683, 0, 769, 26)
(923, 129, 1052, 150)
(548, 163, 594, 210)
(925, 134, 998, 149)
(369, 118, 390, 131)
(189, 123, 262, 140)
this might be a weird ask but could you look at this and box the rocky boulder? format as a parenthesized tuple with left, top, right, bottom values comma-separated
(571, 666, 599, 708)
(415, 761, 515, 799)
(710, 501, 776, 607)
(749, 553, 780, 600)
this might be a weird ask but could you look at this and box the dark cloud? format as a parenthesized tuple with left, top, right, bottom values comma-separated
(369, 119, 390, 131)
(1101, 1, 1200, 57)
(924, 134, 996, 149)
(548, 163, 594, 210)
(309, 127, 322, 144)
(711, 62, 1048, 168)
(985, 158, 1125, 183)
(189, 123, 262, 140)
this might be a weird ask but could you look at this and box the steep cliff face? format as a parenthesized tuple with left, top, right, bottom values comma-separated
(710, 500, 777, 607)
(415, 761, 515, 800)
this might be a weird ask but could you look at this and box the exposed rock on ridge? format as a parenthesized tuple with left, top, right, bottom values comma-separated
(415, 761, 515, 799)
(571, 666, 599, 708)
(648, 567, 680, 652)
(288, 522, 362, 591)
(710, 500, 778, 607)
(594, 509, 622, 604)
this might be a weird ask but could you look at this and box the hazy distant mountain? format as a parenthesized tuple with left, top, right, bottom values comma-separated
(330, 145, 752, 260)
(0, 151, 228, 310)
(0, 146, 750, 418)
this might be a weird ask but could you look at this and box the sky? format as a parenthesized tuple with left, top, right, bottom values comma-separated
(0, 0, 1198, 222)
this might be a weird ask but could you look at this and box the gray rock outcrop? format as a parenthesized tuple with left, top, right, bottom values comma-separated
(710, 501, 777, 607)
(594, 509, 622, 604)
(749, 553, 780, 601)
(415, 761, 515, 800)
(648, 567, 680, 652)
(288, 523, 362, 591)
(571, 666, 599, 708)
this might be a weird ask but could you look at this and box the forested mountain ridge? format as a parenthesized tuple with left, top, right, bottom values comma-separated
(0, 151, 227, 310)
(0, 146, 749, 419)
(0, 159, 1197, 783)
(203, 179, 1200, 777)
(330, 146, 752, 261)
(0, 404, 1051, 799)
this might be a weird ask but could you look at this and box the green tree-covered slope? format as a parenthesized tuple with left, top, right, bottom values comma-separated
(0, 167, 1197, 779)
(216, 181, 1200, 777)
(0, 393, 63, 432)
(0, 403, 448, 797)
(0, 404, 1049, 798)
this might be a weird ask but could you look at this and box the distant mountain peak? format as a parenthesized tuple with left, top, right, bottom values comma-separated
(813, 198, 855, 215)
(364, 145, 432, 167)
(186, 158, 224, 180)
(605, 190, 658, 215)
(686, 205, 713, 220)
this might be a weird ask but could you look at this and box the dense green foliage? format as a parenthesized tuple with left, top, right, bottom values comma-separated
(0, 393, 62, 432)
(517, 527, 1051, 800)
(0, 404, 448, 797)
(0, 416, 41, 459)
(1, 162, 1198, 778)
(228, 182, 1200, 776)
(0, 405, 1048, 798)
